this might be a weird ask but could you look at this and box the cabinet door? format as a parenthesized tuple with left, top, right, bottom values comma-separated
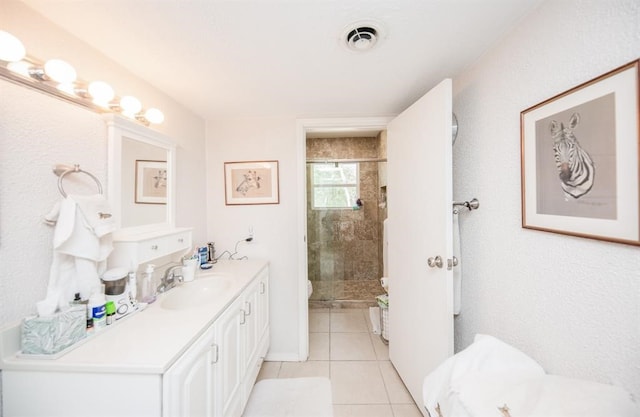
(163, 325, 215, 417)
(242, 279, 259, 371)
(240, 268, 270, 406)
(256, 268, 269, 346)
(213, 297, 244, 417)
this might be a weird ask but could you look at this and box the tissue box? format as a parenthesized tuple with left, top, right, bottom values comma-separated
(21, 306, 86, 355)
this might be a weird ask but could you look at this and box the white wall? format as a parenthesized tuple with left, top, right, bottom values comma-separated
(453, 0, 639, 399)
(0, 2, 207, 328)
(205, 118, 302, 360)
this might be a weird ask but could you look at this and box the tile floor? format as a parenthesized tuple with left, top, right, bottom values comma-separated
(256, 308, 423, 417)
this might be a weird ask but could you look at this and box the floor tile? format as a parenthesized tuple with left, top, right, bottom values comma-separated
(379, 361, 414, 404)
(391, 403, 424, 417)
(253, 307, 421, 415)
(330, 310, 368, 332)
(256, 361, 281, 381)
(330, 332, 376, 360)
(309, 311, 330, 332)
(370, 332, 389, 360)
(333, 404, 393, 417)
(278, 360, 330, 378)
(309, 332, 330, 360)
(330, 361, 388, 404)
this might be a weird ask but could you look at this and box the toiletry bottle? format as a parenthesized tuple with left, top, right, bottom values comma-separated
(198, 246, 209, 266)
(88, 285, 107, 331)
(86, 305, 94, 334)
(141, 264, 157, 304)
(128, 271, 138, 306)
(105, 301, 115, 325)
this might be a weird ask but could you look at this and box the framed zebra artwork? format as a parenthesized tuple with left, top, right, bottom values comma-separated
(224, 160, 280, 205)
(135, 159, 167, 204)
(520, 59, 639, 246)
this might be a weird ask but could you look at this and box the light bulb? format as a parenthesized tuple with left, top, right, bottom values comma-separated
(120, 95, 142, 116)
(88, 81, 115, 106)
(7, 60, 31, 77)
(44, 59, 76, 83)
(56, 83, 76, 95)
(145, 108, 165, 124)
(0, 31, 26, 62)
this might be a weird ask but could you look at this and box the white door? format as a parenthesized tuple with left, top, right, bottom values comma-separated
(387, 79, 454, 413)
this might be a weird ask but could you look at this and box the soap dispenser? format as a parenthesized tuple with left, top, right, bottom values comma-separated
(141, 264, 157, 304)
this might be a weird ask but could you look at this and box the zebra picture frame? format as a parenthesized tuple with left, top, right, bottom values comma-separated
(224, 160, 280, 205)
(520, 59, 640, 246)
(135, 159, 167, 204)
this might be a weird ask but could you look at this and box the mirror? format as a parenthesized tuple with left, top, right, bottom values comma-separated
(106, 115, 176, 235)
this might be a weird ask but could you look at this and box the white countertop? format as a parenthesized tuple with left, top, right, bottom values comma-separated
(0, 259, 268, 375)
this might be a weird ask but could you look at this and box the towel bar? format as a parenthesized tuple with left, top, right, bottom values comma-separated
(53, 163, 103, 197)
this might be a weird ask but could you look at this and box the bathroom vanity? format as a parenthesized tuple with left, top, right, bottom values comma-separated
(0, 259, 270, 417)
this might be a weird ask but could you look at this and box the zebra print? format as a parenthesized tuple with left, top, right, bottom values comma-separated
(550, 113, 595, 199)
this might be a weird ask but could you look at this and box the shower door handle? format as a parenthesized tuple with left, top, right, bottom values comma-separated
(427, 255, 443, 268)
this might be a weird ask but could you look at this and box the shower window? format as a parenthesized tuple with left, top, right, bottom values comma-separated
(311, 162, 359, 209)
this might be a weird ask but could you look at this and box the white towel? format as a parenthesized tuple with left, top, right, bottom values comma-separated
(453, 210, 462, 315)
(41, 195, 114, 313)
(69, 194, 116, 238)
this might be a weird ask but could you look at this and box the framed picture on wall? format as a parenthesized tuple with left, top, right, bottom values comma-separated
(520, 59, 639, 246)
(224, 160, 280, 205)
(135, 160, 167, 204)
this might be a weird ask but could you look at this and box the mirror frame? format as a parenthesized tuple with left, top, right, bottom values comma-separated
(105, 114, 176, 237)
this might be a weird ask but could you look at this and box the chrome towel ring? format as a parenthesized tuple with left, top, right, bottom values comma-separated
(53, 164, 103, 197)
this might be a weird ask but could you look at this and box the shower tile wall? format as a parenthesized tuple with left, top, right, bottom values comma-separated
(307, 136, 386, 305)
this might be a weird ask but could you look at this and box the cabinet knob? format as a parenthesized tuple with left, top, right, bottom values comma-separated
(178, 238, 184, 243)
(151, 245, 159, 250)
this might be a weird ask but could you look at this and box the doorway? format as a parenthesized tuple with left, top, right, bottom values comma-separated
(305, 133, 387, 308)
(295, 117, 392, 360)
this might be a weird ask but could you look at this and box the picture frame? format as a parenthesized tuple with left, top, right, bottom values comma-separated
(520, 59, 639, 246)
(224, 160, 280, 205)
(135, 160, 167, 204)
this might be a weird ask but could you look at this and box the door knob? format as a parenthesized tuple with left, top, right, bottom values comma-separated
(447, 256, 458, 270)
(427, 255, 443, 268)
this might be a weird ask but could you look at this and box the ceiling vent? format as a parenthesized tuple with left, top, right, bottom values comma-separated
(342, 22, 383, 52)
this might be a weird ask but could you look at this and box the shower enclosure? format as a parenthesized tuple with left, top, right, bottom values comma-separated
(306, 134, 387, 308)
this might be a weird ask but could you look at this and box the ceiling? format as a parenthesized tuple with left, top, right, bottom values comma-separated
(20, 0, 541, 121)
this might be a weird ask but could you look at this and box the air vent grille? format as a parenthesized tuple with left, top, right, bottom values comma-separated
(344, 25, 380, 52)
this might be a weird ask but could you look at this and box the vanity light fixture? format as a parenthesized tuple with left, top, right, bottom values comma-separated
(0, 30, 164, 126)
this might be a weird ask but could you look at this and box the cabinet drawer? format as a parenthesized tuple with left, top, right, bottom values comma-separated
(166, 230, 192, 254)
(137, 238, 168, 264)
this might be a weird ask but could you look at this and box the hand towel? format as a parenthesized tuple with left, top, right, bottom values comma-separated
(41, 195, 115, 313)
(69, 194, 116, 238)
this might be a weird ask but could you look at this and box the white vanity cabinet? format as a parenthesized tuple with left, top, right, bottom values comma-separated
(162, 267, 270, 417)
(0, 260, 269, 417)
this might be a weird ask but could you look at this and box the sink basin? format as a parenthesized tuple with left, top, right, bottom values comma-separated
(160, 276, 232, 310)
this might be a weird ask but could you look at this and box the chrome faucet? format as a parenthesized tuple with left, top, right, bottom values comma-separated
(157, 263, 183, 293)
